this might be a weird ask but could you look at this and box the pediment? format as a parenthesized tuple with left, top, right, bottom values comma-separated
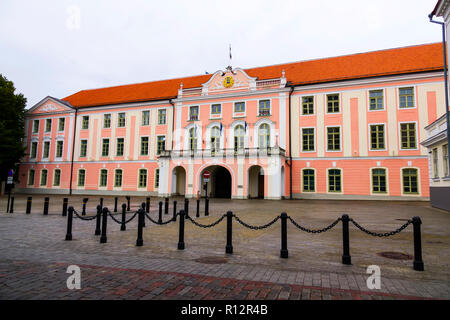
(202, 67, 257, 95)
(28, 96, 74, 115)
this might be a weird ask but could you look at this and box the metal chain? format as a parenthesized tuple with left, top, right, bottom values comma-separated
(350, 218, 412, 237)
(233, 215, 280, 230)
(107, 211, 138, 225)
(288, 216, 341, 233)
(186, 214, 226, 228)
(145, 212, 175, 225)
(72, 210, 98, 221)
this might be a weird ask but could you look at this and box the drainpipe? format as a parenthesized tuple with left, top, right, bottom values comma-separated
(69, 107, 78, 196)
(169, 99, 175, 151)
(287, 84, 294, 199)
(429, 13, 450, 176)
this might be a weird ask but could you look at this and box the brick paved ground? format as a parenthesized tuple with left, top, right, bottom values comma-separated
(0, 195, 449, 300)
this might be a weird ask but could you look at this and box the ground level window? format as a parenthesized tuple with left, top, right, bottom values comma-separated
(402, 168, 418, 194)
(53, 169, 61, 186)
(40, 169, 48, 186)
(303, 169, 315, 192)
(155, 169, 160, 188)
(372, 168, 386, 193)
(139, 169, 147, 188)
(78, 169, 85, 186)
(99, 169, 108, 187)
(114, 169, 122, 187)
(28, 170, 35, 185)
(328, 169, 341, 192)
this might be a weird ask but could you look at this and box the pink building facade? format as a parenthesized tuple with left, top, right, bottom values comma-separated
(17, 43, 448, 200)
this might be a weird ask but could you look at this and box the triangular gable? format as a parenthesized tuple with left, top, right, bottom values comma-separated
(27, 96, 74, 115)
(202, 67, 257, 95)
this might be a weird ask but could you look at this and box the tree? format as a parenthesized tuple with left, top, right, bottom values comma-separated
(0, 74, 27, 193)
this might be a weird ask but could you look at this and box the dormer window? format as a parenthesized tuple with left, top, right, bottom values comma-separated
(189, 106, 199, 121)
(259, 100, 270, 116)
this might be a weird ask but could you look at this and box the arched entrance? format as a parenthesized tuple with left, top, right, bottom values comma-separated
(200, 165, 232, 198)
(248, 165, 264, 199)
(171, 166, 186, 196)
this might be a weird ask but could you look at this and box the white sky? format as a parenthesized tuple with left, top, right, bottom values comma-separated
(0, 0, 443, 108)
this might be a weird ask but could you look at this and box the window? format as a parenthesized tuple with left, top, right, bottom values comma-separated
(372, 168, 387, 193)
(302, 96, 314, 115)
(327, 127, 340, 151)
(400, 123, 416, 149)
(369, 90, 384, 110)
(78, 169, 85, 186)
(114, 169, 122, 187)
(303, 169, 315, 192)
(45, 119, 52, 132)
(40, 169, 48, 186)
(328, 169, 342, 192)
(444, 144, 449, 177)
(139, 169, 147, 188)
(189, 128, 197, 151)
(99, 169, 108, 187)
(402, 168, 418, 194)
(211, 104, 221, 115)
(141, 137, 149, 155)
(43, 141, 50, 159)
(234, 102, 245, 113)
(80, 140, 87, 157)
(432, 148, 439, 178)
(158, 109, 166, 124)
(82, 116, 89, 129)
(53, 169, 61, 186)
(189, 106, 199, 121)
(117, 113, 126, 127)
(30, 142, 38, 159)
(234, 125, 245, 153)
(302, 128, 315, 152)
(211, 127, 221, 154)
(58, 118, 65, 131)
(370, 124, 385, 150)
(157, 136, 166, 155)
(116, 138, 124, 156)
(399, 87, 415, 108)
(103, 114, 111, 128)
(142, 110, 150, 126)
(327, 94, 340, 113)
(28, 170, 35, 185)
(56, 141, 64, 158)
(258, 123, 270, 149)
(155, 169, 160, 188)
(33, 120, 39, 133)
(101, 139, 109, 157)
(259, 100, 270, 116)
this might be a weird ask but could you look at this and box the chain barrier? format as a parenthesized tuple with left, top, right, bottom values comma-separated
(186, 214, 226, 228)
(233, 215, 280, 230)
(72, 210, 98, 221)
(350, 218, 412, 237)
(108, 210, 138, 225)
(288, 216, 341, 234)
(145, 212, 175, 225)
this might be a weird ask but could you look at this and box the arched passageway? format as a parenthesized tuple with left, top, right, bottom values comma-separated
(248, 165, 264, 199)
(171, 166, 186, 196)
(200, 165, 232, 198)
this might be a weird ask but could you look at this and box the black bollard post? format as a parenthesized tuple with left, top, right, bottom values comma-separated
(136, 208, 144, 247)
(100, 207, 108, 244)
(184, 198, 189, 219)
(341, 214, 352, 265)
(121, 203, 127, 231)
(99, 197, 104, 209)
(158, 201, 163, 224)
(164, 197, 169, 215)
(226, 211, 233, 254)
(146, 197, 150, 213)
(126, 196, 131, 211)
(43, 197, 49, 215)
(82, 198, 88, 216)
(95, 205, 102, 236)
(26, 196, 32, 214)
(196, 199, 200, 218)
(9, 197, 14, 213)
(173, 200, 177, 222)
(62, 198, 68, 216)
(65, 206, 74, 241)
(205, 197, 209, 216)
(141, 202, 146, 227)
(114, 197, 118, 213)
(280, 212, 288, 259)
(177, 210, 185, 250)
(412, 216, 424, 271)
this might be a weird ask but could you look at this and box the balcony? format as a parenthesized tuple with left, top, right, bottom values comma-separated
(189, 115, 199, 121)
(158, 147, 286, 159)
(258, 109, 271, 116)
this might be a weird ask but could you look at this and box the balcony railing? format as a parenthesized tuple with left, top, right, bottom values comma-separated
(258, 109, 270, 116)
(158, 147, 286, 159)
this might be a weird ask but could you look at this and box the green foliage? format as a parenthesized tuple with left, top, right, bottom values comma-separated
(0, 74, 27, 182)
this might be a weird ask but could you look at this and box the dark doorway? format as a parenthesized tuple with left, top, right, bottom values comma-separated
(213, 166, 232, 198)
(258, 174, 264, 198)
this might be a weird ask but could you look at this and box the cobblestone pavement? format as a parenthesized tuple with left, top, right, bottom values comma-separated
(0, 195, 449, 300)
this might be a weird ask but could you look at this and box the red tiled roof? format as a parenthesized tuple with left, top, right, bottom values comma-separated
(63, 43, 444, 108)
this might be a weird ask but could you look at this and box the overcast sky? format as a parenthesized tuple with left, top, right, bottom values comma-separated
(0, 0, 443, 108)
